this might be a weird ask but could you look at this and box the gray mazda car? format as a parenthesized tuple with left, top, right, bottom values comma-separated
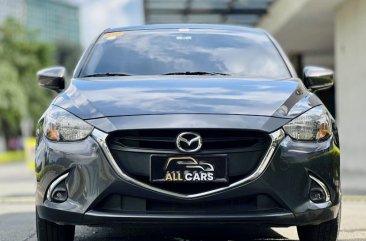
(35, 24, 340, 241)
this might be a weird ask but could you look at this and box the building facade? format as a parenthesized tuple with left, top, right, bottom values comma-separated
(0, 0, 26, 23)
(0, 0, 80, 45)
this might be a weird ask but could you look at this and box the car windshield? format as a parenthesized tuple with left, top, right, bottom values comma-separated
(80, 28, 291, 79)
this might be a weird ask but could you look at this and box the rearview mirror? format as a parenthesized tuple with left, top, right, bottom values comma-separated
(37, 66, 66, 93)
(303, 66, 334, 92)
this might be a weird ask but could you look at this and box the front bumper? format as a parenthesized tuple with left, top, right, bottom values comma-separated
(37, 203, 339, 227)
(35, 121, 340, 227)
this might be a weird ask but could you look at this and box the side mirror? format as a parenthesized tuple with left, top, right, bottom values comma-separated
(37, 66, 66, 93)
(303, 66, 334, 92)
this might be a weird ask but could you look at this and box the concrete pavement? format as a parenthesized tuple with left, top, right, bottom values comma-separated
(0, 162, 365, 241)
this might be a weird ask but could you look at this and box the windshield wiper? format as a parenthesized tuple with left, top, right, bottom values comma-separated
(82, 73, 132, 77)
(163, 71, 230, 76)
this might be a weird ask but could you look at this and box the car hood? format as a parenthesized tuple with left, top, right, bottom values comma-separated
(53, 76, 309, 120)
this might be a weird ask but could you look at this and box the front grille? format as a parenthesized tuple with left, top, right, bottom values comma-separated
(107, 129, 270, 153)
(106, 129, 271, 195)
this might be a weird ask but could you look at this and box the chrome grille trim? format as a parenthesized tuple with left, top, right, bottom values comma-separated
(92, 128, 285, 199)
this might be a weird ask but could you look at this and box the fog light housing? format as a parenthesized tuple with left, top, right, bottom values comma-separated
(47, 173, 69, 203)
(51, 186, 68, 203)
(309, 174, 330, 203)
(310, 187, 326, 203)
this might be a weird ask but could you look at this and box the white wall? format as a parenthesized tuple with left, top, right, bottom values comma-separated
(335, 0, 366, 182)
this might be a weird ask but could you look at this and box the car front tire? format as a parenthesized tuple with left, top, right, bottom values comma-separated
(36, 210, 75, 241)
(297, 212, 340, 241)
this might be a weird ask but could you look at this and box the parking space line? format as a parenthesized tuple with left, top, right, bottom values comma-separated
(0, 197, 34, 204)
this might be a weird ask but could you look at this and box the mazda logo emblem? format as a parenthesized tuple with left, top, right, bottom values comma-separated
(176, 132, 202, 153)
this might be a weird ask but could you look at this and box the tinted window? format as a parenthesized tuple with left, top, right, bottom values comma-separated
(81, 29, 291, 79)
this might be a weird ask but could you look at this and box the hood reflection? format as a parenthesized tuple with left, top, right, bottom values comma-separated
(54, 76, 302, 119)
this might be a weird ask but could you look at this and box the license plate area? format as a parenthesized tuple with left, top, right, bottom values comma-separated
(150, 155, 228, 183)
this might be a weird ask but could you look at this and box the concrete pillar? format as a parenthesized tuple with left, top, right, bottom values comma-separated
(335, 0, 366, 190)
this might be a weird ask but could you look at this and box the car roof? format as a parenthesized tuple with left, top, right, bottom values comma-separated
(104, 24, 266, 34)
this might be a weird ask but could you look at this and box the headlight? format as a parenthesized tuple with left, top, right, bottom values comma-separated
(43, 105, 93, 142)
(283, 106, 332, 141)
